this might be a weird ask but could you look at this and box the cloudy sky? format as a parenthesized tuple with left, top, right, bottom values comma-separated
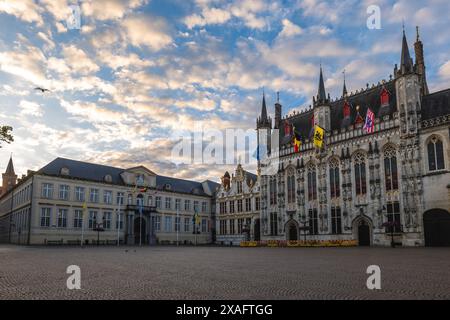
(0, 0, 449, 183)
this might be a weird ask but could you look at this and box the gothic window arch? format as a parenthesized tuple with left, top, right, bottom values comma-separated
(307, 163, 317, 201)
(353, 152, 367, 195)
(269, 177, 277, 205)
(329, 158, 340, 198)
(287, 167, 296, 204)
(383, 145, 398, 191)
(427, 136, 445, 171)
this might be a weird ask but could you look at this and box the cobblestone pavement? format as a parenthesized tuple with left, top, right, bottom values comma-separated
(1, 245, 449, 300)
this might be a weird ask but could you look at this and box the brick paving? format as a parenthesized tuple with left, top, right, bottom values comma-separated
(0, 245, 449, 300)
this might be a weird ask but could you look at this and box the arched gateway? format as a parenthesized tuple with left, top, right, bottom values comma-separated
(285, 220, 299, 241)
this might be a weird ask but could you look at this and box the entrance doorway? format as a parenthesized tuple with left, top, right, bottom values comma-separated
(134, 217, 147, 245)
(288, 224, 298, 241)
(424, 209, 450, 246)
(253, 219, 260, 241)
(358, 221, 370, 246)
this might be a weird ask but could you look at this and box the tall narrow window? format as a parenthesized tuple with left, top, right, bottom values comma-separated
(237, 182, 243, 194)
(354, 153, 367, 195)
(427, 136, 445, 171)
(386, 202, 401, 233)
(384, 146, 398, 191)
(308, 209, 318, 235)
(329, 159, 340, 198)
(103, 212, 112, 229)
(269, 178, 277, 205)
(331, 207, 342, 234)
(307, 164, 317, 201)
(270, 212, 278, 236)
(40, 208, 51, 227)
(57, 209, 67, 228)
(287, 168, 296, 204)
(74, 210, 83, 229)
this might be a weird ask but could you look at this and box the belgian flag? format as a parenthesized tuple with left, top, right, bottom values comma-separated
(292, 125, 303, 153)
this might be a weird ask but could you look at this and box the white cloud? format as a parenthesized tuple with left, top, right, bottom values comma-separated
(278, 19, 303, 37)
(0, 46, 47, 86)
(81, 0, 147, 21)
(19, 100, 43, 117)
(185, 7, 232, 29)
(0, 0, 43, 25)
(439, 60, 450, 79)
(61, 45, 100, 75)
(122, 15, 173, 51)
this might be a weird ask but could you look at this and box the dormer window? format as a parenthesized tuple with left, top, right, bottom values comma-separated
(164, 183, 172, 190)
(136, 174, 144, 186)
(60, 167, 70, 176)
(104, 175, 113, 183)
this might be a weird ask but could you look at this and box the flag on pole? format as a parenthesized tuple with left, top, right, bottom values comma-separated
(292, 125, 302, 153)
(82, 201, 87, 217)
(313, 125, 325, 148)
(363, 108, 375, 133)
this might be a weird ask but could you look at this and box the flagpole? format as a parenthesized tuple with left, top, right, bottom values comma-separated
(117, 201, 120, 247)
(81, 218, 84, 247)
(176, 207, 179, 246)
(81, 200, 86, 247)
(139, 206, 142, 246)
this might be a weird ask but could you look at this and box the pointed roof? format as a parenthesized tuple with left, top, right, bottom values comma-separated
(343, 77, 348, 97)
(5, 156, 15, 175)
(261, 91, 268, 121)
(318, 66, 327, 101)
(400, 29, 414, 73)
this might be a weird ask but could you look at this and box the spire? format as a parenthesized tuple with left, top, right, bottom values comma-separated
(5, 155, 15, 175)
(400, 28, 414, 74)
(261, 91, 268, 122)
(342, 70, 348, 97)
(317, 65, 327, 102)
(257, 90, 271, 129)
(414, 25, 429, 95)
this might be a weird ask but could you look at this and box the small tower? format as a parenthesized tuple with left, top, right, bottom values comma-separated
(2, 155, 17, 195)
(256, 92, 272, 164)
(274, 92, 282, 130)
(313, 66, 331, 132)
(395, 27, 421, 136)
(414, 26, 429, 96)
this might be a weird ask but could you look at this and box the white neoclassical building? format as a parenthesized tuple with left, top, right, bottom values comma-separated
(0, 157, 219, 245)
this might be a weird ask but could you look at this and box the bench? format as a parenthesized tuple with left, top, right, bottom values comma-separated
(45, 239, 63, 245)
(66, 240, 81, 245)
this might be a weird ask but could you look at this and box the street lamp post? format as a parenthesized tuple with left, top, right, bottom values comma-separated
(93, 222, 105, 246)
(299, 220, 309, 242)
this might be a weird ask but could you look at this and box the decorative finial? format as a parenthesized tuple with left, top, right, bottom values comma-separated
(402, 19, 405, 34)
(416, 26, 420, 41)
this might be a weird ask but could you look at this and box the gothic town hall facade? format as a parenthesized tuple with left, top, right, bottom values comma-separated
(256, 28, 450, 247)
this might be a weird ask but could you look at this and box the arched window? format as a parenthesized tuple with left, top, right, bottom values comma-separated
(269, 178, 277, 205)
(384, 146, 398, 191)
(287, 168, 296, 204)
(329, 158, 340, 198)
(354, 153, 367, 195)
(427, 136, 445, 171)
(307, 164, 317, 201)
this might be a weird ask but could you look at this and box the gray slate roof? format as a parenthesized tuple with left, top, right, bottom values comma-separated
(38, 157, 217, 197)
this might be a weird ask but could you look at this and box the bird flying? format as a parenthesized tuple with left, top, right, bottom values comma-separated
(34, 87, 50, 93)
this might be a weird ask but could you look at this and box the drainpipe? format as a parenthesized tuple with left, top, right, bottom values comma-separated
(27, 175, 34, 245)
(8, 188, 14, 244)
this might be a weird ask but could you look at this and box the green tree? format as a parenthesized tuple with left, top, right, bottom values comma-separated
(0, 126, 14, 147)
